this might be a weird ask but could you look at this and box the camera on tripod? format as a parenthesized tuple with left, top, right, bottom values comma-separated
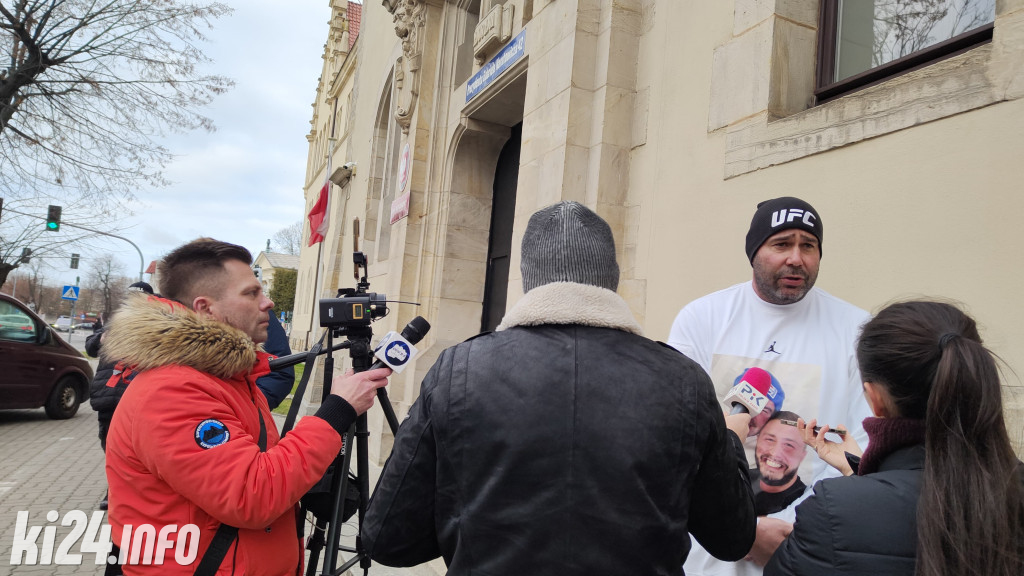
(275, 219, 428, 576)
(319, 240, 388, 330)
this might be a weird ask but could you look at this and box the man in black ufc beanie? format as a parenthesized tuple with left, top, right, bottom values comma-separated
(364, 201, 756, 575)
(669, 196, 873, 573)
(744, 196, 823, 265)
(743, 196, 823, 305)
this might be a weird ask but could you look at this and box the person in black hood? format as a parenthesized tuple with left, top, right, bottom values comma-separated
(362, 201, 757, 575)
(86, 281, 154, 511)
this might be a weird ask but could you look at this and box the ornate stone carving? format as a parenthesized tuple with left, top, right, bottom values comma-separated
(387, 0, 427, 134)
(325, 8, 349, 76)
(474, 3, 514, 64)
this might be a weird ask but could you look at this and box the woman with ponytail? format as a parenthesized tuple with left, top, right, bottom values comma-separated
(765, 300, 1024, 576)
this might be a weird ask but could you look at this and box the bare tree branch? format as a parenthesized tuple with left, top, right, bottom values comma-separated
(0, 0, 233, 207)
(85, 251, 126, 319)
(272, 221, 303, 256)
(871, 1, 994, 66)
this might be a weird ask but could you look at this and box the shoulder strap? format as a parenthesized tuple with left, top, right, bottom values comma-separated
(193, 403, 269, 575)
(192, 524, 239, 576)
(192, 522, 239, 573)
(257, 407, 267, 451)
(281, 334, 325, 435)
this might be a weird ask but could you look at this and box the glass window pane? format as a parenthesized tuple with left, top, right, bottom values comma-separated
(834, 0, 995, 82)
(0, 302, 37, 342)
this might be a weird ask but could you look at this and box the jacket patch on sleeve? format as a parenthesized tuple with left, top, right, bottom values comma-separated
(195, 419, 230, 449)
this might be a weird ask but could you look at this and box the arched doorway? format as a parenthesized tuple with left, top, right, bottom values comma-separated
(481, 123, 521, 332)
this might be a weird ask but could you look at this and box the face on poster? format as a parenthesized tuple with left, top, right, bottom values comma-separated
(711, 354, 824, 483)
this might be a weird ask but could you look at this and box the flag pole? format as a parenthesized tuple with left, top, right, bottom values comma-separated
(306, 136, 334, 350)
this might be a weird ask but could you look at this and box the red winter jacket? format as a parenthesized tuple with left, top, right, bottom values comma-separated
(103, 295, 353, 575)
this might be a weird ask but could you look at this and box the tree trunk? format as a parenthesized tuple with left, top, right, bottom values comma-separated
(0, 262, 16, 289)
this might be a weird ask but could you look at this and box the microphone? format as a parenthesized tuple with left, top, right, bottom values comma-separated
(369, 316, 430, 435)
(369, 316, 431, 373)
(723, 367, 772, 415)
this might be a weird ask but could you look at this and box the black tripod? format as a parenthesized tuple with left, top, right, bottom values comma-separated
(309, 325, 379, 576)
(271, 246, 419, 576)
(273, 324, 407, 576)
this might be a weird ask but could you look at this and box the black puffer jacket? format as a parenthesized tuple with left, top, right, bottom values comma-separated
(764, 445, 925, 576)
(362, 282, 756, 575)
(86, 329, 125, 449)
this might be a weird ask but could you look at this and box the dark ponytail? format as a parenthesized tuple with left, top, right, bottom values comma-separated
(857, 301, 1024, 576)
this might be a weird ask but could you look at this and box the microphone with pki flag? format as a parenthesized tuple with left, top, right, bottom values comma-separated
(723, 367, 773, 415)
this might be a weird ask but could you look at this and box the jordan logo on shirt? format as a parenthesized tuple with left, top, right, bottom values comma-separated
(764, 341, 782, 355)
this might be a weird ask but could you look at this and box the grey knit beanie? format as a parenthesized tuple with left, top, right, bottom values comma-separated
(521, 201, 619, 293)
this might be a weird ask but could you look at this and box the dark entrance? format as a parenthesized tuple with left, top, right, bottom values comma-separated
(480, 122, 522, 332)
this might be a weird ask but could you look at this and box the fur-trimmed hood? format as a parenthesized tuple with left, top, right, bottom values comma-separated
(103, 293, 260, 379)
(496, 281, 643, 335)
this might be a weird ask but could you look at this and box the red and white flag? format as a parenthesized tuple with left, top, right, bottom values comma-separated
(307, 181, 330, 246)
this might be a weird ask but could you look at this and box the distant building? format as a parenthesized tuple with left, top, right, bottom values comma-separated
(252, 251, 300, 298)
(144, 260, 159, 293)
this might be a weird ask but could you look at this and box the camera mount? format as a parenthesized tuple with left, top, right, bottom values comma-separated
(273, 239, 426, 576)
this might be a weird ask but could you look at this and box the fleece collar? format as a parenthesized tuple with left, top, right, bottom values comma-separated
(496, 282, 643, 335)
(102, 293, 261, 379)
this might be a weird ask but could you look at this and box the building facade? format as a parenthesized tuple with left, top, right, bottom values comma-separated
(295, 0, 1024, 470)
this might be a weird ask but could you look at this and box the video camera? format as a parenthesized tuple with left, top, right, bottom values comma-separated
(318, 291, 387, 328)
(319, 243, 388, 330)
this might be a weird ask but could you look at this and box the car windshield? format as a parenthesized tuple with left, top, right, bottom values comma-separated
(0, 303, 37, 342)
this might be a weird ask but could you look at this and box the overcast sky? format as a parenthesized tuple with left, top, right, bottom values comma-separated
(55, 0, 334, 287)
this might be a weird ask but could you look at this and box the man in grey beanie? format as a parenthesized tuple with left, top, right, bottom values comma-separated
(363, 201, 756, 575)
(668, 197, 872, 574)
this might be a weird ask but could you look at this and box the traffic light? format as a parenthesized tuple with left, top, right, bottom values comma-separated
(46, 205, 61, 231)
(0, 197, 4, 223)
(19, 248, 31, 263)
(70, 253, 80, 269)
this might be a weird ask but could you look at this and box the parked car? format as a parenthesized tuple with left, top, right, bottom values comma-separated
(0, 293, 94, 419)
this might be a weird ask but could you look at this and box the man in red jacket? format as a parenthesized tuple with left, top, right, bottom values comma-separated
(103, 238, 391, 575)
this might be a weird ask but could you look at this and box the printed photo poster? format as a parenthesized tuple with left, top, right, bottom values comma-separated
(710, 353, 824, 485)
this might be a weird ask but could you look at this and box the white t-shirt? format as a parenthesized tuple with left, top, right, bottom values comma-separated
(669, 282, 872, 576)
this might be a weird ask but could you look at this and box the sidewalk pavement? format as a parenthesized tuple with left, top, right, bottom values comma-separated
(0, 333, 443, 575)
(0, 405, 107, 575)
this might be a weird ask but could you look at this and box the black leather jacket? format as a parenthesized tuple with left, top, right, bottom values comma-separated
(362, 283, 756, 575)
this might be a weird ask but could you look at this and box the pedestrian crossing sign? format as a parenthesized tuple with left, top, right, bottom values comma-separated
(61, 285, 80, 300)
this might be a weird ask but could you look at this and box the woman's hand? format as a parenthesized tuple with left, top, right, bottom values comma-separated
(798, 418, 861, 476)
